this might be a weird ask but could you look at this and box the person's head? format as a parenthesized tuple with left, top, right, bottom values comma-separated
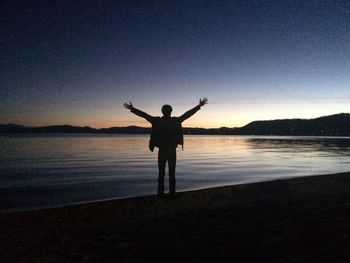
(161, 104, 172, 117)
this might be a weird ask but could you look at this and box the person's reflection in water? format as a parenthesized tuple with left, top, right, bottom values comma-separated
(124, 98, 208, 198)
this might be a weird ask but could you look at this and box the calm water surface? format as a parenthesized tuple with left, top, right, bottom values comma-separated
(1, 134, 350, 212)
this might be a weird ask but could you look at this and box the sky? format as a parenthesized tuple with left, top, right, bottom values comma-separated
(1, 0, 350, 128)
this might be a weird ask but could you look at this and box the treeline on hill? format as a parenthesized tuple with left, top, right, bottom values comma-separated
(1, 113, 349, 136)
(236, 113, 350, 136)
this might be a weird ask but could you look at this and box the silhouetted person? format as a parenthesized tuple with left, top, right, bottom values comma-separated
(124, 98, 208, 197)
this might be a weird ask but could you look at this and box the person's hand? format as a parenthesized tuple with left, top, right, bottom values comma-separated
(199, 97, 208, 107)
(124, 102, 133, 110)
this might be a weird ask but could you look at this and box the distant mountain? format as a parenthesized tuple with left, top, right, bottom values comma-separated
(0, 124, 234, 135)
(100, 126, 151, 134)
(234, 113, 350, 136)
(0, 124, 30, 133)
(0, 124, 96, 133)
(1, 113, 349, 136)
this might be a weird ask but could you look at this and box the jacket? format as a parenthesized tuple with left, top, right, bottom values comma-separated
(131, 105, 201, 151)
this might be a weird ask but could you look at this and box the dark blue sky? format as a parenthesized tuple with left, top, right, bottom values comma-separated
(1, 0, 350, 127)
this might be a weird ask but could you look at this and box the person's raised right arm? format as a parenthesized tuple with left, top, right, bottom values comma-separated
(123, 102, 154, 123)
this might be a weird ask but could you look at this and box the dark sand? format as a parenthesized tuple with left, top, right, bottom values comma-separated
(1, 173, 350, 262)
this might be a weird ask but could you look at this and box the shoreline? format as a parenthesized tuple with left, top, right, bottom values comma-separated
(0, 175, 324, 214)
(1, 172, 347, 214)
(1, 172, 350, 262)
(2, 132, 350, 138)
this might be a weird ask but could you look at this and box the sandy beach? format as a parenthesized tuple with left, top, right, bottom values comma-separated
(1, 172, 350, 262)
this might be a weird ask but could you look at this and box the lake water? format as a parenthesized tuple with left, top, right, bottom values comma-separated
(1, 134, 350, 212)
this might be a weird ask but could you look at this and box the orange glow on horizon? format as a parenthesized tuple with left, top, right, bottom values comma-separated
(18, 118, 246, 129)
(3, 102, 349, 129)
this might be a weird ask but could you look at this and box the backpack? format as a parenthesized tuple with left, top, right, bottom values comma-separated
(149, 117, 184, 151)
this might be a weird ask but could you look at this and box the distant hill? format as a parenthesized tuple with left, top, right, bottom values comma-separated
(234, 113, 350, 136)
(0, 123, 228, 135)
(1, 113, 349, 136)
(0, 124, 96, 134)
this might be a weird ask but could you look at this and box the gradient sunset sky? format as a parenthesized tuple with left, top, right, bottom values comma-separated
(1, 1, 350, 128)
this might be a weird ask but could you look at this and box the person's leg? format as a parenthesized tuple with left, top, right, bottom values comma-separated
(158, 148, 166, 197)
(168, 147, 177, 196)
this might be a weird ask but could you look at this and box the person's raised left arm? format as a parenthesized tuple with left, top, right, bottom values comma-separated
(178, 97, 208, 123)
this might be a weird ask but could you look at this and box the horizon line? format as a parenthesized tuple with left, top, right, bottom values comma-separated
(2, 112, 349, 130)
